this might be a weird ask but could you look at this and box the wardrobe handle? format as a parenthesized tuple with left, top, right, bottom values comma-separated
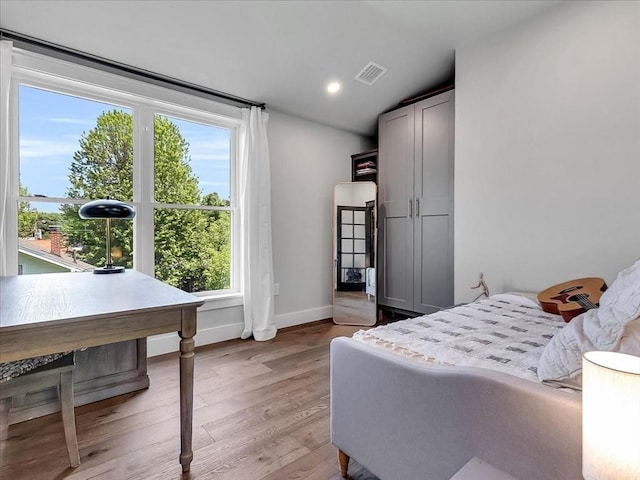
(415, 199, 420, 217)
(408, 199, 413, 217)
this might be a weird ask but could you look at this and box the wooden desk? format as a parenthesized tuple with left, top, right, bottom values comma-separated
(0, 270, 204, 473)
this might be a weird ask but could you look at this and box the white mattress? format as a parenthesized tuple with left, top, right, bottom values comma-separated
(353, 294, 565, 382)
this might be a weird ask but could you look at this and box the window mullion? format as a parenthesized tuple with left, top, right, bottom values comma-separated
(133, 106, 155, 277)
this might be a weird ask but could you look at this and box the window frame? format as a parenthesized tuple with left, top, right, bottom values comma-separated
(7, 48, 243, 304)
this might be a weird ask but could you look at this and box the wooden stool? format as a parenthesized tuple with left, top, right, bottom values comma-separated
(0, 353, 80, 467)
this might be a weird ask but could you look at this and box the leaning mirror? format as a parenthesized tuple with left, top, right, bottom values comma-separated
(333, 182, 376, 326)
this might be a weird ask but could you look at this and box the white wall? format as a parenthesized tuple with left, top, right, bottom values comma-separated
(335, 181, 376, 208)
(454, 1, 640, 303)
(269, 110, 371, 323)
(149, 109, 370, 355)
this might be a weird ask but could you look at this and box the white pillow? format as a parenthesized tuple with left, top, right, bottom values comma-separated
(618, 317, 640, 355)
(593, 258, 640, 347)
(537, 259, 640, 389)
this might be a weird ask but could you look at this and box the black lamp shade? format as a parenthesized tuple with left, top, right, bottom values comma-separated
(78, 199, 135, 274)
(79, 199, 135, 220)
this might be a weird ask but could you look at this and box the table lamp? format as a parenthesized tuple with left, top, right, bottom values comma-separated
(582, 351, 640, 480)
(78, 198, 135, 274)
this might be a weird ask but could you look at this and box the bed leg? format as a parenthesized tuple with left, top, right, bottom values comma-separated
(338, 449, 350, 478)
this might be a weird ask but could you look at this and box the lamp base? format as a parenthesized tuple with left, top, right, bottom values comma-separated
(93, 265, 126, 274)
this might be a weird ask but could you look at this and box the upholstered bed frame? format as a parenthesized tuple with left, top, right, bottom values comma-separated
(330, 337, 582, 480)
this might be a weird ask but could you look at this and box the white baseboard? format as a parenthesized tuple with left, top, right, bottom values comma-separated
(147, 305, 333, 357)
(275, 305, 333, 329)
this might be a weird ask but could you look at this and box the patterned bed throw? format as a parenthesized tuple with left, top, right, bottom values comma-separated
(353, 294, 565, 382)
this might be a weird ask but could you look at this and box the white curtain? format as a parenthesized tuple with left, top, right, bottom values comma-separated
(239, 106, 277, 341)
(0, 41, 13, 277)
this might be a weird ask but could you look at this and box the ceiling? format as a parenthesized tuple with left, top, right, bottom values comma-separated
(0, 0, 562, 137)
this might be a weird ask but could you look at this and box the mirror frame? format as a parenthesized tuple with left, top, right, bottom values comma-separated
(332, 181, 377, 326)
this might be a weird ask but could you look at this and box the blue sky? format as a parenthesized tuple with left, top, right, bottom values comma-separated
(19, 85, 231, 212)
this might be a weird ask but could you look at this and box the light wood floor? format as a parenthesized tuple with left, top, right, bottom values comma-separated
(0, 321, 379, 480)
(333, 292, 376, 326)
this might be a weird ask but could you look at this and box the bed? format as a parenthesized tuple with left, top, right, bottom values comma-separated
(330, 260, 640, 480)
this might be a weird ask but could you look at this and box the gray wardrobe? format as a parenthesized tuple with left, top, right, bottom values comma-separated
(377, 90, 454, 315)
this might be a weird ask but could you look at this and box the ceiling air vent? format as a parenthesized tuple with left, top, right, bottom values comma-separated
(354, 62, 388, 86)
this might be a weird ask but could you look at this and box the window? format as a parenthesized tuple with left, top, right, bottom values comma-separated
(18, 87, 135, 273)
(10, 49, 241, 297)
(153, 114, 232, 292)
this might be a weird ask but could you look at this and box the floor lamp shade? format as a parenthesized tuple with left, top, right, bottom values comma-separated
(78, 199, 135, 274)
(582, 351, 640, 480)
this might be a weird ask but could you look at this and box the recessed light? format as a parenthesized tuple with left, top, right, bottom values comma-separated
(327, 82, 341, 94)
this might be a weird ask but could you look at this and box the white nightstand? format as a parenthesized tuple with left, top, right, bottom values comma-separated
(450, 457, 519, 480)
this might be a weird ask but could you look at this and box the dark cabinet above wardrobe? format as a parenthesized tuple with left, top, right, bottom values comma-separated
(377, 90, 454, 315)
(351, 149, 378, 183)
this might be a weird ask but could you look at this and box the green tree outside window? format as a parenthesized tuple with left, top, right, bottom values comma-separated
(19, 110, 231, 292)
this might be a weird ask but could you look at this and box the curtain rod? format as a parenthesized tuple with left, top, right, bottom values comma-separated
(0, 28, 266, 110)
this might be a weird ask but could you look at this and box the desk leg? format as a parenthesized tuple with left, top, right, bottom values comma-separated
(179, 309, 197, 473)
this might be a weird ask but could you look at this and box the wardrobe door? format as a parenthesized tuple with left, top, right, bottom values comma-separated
(413, 91, 454, 313)
(378, 104, 414, 311)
